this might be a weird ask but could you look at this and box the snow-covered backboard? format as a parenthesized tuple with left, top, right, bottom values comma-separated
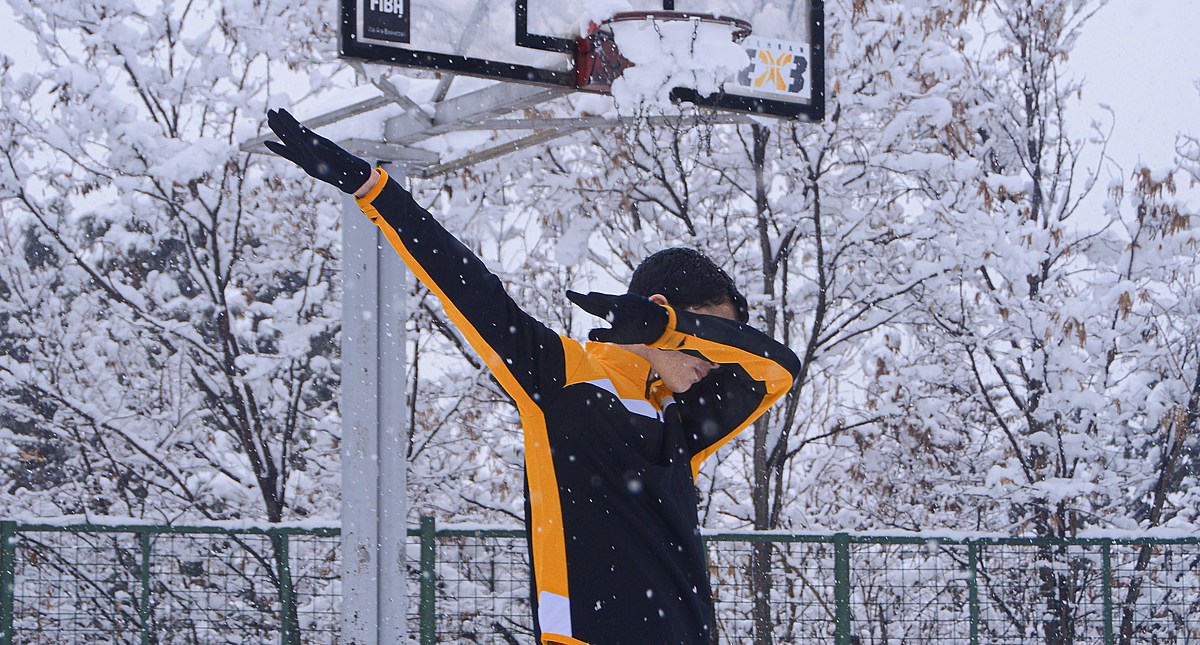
(340, 0, 825, 120)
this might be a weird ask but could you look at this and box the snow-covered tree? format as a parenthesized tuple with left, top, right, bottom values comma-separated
(857, 0, 1199, 640)
(0, 0, 343, 524)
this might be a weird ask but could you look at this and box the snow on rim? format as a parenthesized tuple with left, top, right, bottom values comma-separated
(607, 15, 750, 116)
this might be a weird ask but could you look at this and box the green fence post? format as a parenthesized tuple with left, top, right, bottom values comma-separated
(140, 532, 153, 645)
(419, 516, 437, 645)
(277, 532, 293, 645)
(833, 533, 851, 645)
(1102, 541, 1114, 645)
(968, 543, 980, 645)
(0, 521, 15, 645)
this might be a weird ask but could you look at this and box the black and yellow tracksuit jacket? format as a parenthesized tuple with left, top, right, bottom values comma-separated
(358, 169, 801, 645)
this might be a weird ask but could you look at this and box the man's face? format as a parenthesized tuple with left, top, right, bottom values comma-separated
(647, 297, 739, 393)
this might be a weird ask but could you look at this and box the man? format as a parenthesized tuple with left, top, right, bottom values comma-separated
(266, 108, 800, 645)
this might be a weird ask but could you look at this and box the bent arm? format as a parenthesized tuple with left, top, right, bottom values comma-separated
(657, 311, 801, 477)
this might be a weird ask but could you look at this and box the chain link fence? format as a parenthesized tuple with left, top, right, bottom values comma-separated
(2, 519, 1197, 643)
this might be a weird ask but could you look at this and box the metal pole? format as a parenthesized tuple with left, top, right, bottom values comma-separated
(0, 521, 15, 645)
(968, 543, 979, 645)
(278, 532, 294, 645)
(419, 516, 437, 645)
(140, 532, 153, 645)
(1102, 542, 1114, 645)
(377, 163, 411, 644)
(833, 534, 851, 645)
(342, 186, 382, 643)
(341, 163, 410, 644)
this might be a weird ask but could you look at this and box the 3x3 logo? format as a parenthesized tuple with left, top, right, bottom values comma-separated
(738, 46, 808, 94)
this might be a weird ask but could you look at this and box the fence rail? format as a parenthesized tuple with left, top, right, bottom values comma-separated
(1, 518, 1197, 644)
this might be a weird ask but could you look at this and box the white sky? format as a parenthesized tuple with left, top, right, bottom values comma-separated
(1068, 0, 1200, 214)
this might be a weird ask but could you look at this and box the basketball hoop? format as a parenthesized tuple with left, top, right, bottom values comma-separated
(576, 11, 753, 95)
(343, 0, 823, 120)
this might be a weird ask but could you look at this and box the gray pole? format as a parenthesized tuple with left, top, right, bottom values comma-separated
(376, 163, 410, 644)
(341, 163, 409, 644)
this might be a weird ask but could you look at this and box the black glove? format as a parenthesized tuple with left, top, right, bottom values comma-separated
(265, 108, 373, 194)
(566, 290, 671, 345)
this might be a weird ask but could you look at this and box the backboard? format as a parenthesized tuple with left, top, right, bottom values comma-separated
(340, 1, 824, 120)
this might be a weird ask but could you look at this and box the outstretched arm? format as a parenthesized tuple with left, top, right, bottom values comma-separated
(266, 109, 567, 409)
(356, 170, 568, 405)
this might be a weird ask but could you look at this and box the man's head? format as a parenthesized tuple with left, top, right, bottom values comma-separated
(624, 248, 748, 393)
(627, 248, 749, 324)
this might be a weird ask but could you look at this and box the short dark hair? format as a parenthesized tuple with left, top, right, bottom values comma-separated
(628, 248, 749, 323)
